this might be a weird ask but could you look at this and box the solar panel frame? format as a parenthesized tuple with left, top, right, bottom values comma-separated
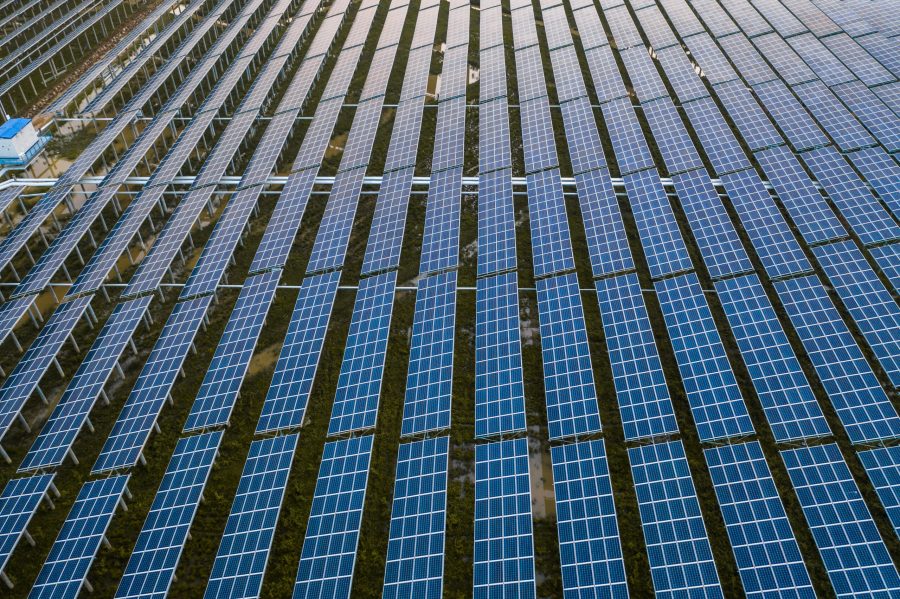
(525, 168, 577, 278)
(420, 166, 463, 275)
(477, 167, 518, 277)
(573, 167, 634, 278)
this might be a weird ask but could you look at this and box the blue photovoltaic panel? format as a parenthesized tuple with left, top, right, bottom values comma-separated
(812, 241, 900, 387)
(0, 296, 91, 442)
(305, 166, 368, 275)
(714, 275, 830, 442)
(754, 146, 846, 246)
(475, 272, 527, 438)
(93, 296, 214, 473)
(628, 441, 723, 599)
(551, 439, 628, 599)
(473, 438, 535, 599)
(869, 244, 900, 295)
(204, 434, 298, 599)
(535, 273, 602, 440)
(680, 98, 752, 176)
(184, 270, 280, 432)
(654, 273, 755, 442)
(0, 297, 36, 348)
(801, 147, 900, 246)
(574, 167, 634, 278)
(704, 442, 815, 599)
(845, 147, 900, 220)
(640, 98, 704, 175)
(257, 271, 340, 434)
(18, 297, 153, 472)
(115, 431, 222, 599)
(670, 169, 753, 280)
(781, 444, 900, 598)
(29, 475, 129, 599)
(858, 446, 900, 541)
(328, 271, 396, 436)
(526, 168, 576, 278)
(718, 169, 812, 280)
(751, 80, 829, 152)
(792, 81, 875, 152)
(557, 97, 606, 174)
(595, 274, 678, 441)
(361, 166, 415, 276)
(293, 435, 373, 599)
(383, 436, 449, 599)
(420, 166, 463, 275)
(520, 97, 560, 174)
(402, 271, 456, 436)
(477, 167, 518, 277)
(774, 276, 900, 444)
(249, 167, 317, 274)
(0, 474, 54, 573)
(621, 168, 693, 280)
(478, 99, 512, 174)
(602, 97, 655, 175)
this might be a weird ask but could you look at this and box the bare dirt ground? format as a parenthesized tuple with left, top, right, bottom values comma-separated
(24, 0, 170, 118)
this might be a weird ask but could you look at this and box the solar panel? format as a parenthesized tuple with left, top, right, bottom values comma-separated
(655, 47, 711, 103)
(654, 273, 755, 441)
(572, 168, 633, 278)
(402, 271, 456, 437)
(361, 166, 416, 276)
(550, 439, 627, 598)
(293, 435, 373, 599)
(535, 273, 602, 440)
(420, 166, 463, 275)
(822, 34, 894, 86)
(115, 431, 222, 599)
(515, 45, 548, 104)
(525, 168, 577, 278)
(595, 273, 678, 441)
(845, 147, 900, 220)
(478, 99, 513, 173)
(718, 35, 776, 85)
(788, 33, 854, 86)
(18, 296, 153, 472)
(257, 270, 340, 434)
(0, 295, 91, 443)
(520, 97, 560, 174)
(792, 80, 875, 153)
(29, 475, 129, 599)
(628, 440, 723, 599)
(640, 98, 705, 175)
(812, 241, 900, 386)
(858, 446, 900, 542)
(602, 98, 656, 176)
(0, 297, 37, 349)
(549, 46, 590, 105)
(869, 244, 900, 295)
(753, 34, 816, 86)
(621, 168, 693, 280)
(751, 80, 829, 152)
(383, 437, 449, 599)
(92, 296, 213, 473)
(714, 274, 830, 441)
(184, 270, 280, 432)
(705, 441, 815, 598)
(473, 438, 536, 599)
(305, 166, 368, 275)
(670, 169, 754, 280)
(558, 97, 606, 175)
(619, 47, 668, 103)
(328, 271, 396, 436)
(711, 80, 782, 152)
(249, 167, 318, 274)
(477, 167, 518, 277)
(773, 275, 900, 444)
(584, 46, 629, 103)
(0, 474, 54, 575)
(753, 145, 846, 246)
(204, 434, 298, 599)
(718, 169, 812, 280)
(682, 34, 739, 84)
(681, 98, 753, 176)
(833, 81, 900, 153)
(475, 272, 527, 438)
(801, 148, 900, 246)
(781, 444, 900, 598)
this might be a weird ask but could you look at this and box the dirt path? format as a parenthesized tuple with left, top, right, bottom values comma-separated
(25, 0, 171, 118)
